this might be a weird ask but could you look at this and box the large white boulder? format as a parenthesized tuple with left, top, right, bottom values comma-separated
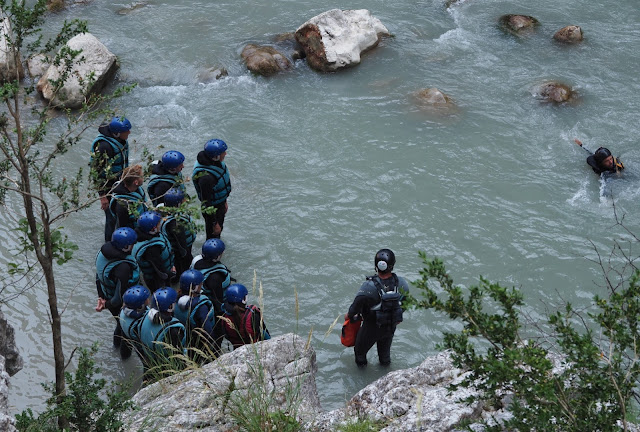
(37, 32, 118, 109)
(295, 9, 390, 72)
(0, 17, 24, 82)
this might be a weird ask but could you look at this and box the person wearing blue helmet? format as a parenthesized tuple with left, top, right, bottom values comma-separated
(90, 116, 133, 241)
(175, 269, 218, 361)
(347, 249, 410, 367)
(158, 187, 197, 282)
(109, 164, 148, 230)
(147, 150, 187, 206)
(192, 138, 232, 239)
(222, 283, 270, 350)
(192, 238, 233, 349)
(95, 227, 140, 351)
(132, 211, 175, 292)
(119, 285, 151, 361)
(138, 287, 186, 376)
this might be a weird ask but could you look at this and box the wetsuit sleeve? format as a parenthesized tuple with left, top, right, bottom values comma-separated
(205, 272, 226, 315)
(348, 283, 377, 321)
(92, 141, 117, 195)
(198, 173, 217, 207)
(150, 181, 172, 206)
(249, 307, 264, 342)
(586, 155, 603, 174)
(114, 201, 134, 229)
(168, 325, 185, 351)
(195, 303, 214, 336)
(105, 262, 130, 309)
(166, 219, 187, 257)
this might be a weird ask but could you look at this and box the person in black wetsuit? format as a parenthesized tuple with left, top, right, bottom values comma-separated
(347, 249, 410, 367)
(89, 117, 133, 241)
(575, 139, 624, 175)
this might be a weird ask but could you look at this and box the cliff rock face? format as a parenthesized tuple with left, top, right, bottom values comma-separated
(0, 308, 23, 432)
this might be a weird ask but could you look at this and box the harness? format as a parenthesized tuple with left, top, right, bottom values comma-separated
(90, 134, 129, 176)
(192, 161, 232, 206)
(109, 185, 148, 225)
(132, 233, 174, 279)
(95, 251, 140, 299)
(161, 213, 197, 249)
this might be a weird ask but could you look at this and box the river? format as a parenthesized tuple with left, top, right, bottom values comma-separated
(3, 0, 640, 415)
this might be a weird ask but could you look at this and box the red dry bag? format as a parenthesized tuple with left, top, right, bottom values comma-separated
(340, 317, 361, 347)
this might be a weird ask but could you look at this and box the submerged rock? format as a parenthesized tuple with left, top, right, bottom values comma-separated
(295, 9, 390, 72)
(553, 25, 583, 43)
(241, 44, 291, 76)
(499, 14, 540, 36)
(197, 67, 228, 83)
(534, 81, 575, 103)
(117, 2, 149, 15)
(37, 32, 118, 109)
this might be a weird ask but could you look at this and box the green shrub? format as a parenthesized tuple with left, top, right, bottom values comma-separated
(405, 252, 640, 432)
(15, 344, 134, 432)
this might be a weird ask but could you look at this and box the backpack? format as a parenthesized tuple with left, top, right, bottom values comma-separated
(370, 276, 403, 328)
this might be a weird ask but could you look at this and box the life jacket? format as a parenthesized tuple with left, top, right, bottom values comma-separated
(193, 260, 231, 300)
(192, 161, 232, 206)
(368, 275, 403, 328)
(174, 294, 215, 333)
(90, 134, 129, 176)
(109, 184, 148, 225)
(139, 312, 186, 358)
(161, 213, 197, 250)
(132, 233, 174, 279)
(223, 305, 270, 349)
(147, 168, 186, 203)
(119, 307, 148, 341)
(95, 250, 140, 299)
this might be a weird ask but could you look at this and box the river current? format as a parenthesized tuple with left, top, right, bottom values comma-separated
(3, 0, 640, 414)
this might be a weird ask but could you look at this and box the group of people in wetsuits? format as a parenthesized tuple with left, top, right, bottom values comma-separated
(91, 117, 269, 377)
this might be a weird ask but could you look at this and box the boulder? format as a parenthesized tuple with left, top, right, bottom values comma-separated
(37, 32, 119, 109)
(197, 67, 228, 83)
(535, 81, 575, 103)
(295, 9, 390, 72)
(241, 44, 291, 77)
(308, 351, 481, 431)
(553, 25, 583, 43)
(0, 17, 24, 82)
(499, 14, 540, 36)
(415, 87, 454, 105)
(0, 307, 22, 432)
(26, 54, 50, 80)
(122, 333, 320, 431)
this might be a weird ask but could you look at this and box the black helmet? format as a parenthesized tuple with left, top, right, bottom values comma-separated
(594, 147, 612, 164)
(374, 249, 395, 273)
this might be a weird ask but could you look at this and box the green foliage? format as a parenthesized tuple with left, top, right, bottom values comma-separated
(15, 344, 134, 432)
(407, 252, 640, 432)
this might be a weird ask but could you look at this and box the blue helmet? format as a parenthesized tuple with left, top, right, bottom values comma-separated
(204, 139, 227, 158)
(137, 211, 163, 233)
(111, 227, 137, 249)
(180, 269, 204, 292)
(226, 284, 248, 304)
(151, 287, 178, 312)
(109, 116, 132, 133)
(161, 150, 185, 170)
(164, 187, 185, 207)
(123, 285, 150, 309)
(202, 238, 225, 260)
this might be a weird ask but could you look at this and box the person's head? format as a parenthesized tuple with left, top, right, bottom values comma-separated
(121, 164, 144, 190)
(204, 139, 227, 161)
(202, 238, 225, 261)
(226, 283, 248, 306)
(594, 147, 614, 169)
(108, 116, 132, 140)
(151, 287, 178, 313)
(374, 248, 396, 274)
(137, 211, 163, 234)
(111, 227, 137, 252)
(164, 187, 185, 207)
(179, 269, 204, 296)
(123, 285, 150, 310)
(161, 150, 185, 174)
